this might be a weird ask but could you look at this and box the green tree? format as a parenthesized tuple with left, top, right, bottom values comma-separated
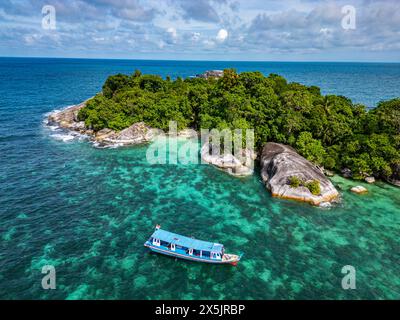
(296, 132, 326, 166)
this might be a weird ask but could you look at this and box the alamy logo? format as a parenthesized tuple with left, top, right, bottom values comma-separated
(41, 265, 56, 289)
(42, 5, 56, 30)
(145, 121, 254, 167)
(341, 5, 356, 30)
(341, 265, 356, 290)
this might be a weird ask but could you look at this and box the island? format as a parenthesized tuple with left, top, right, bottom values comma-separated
(47, 69, 400, 205)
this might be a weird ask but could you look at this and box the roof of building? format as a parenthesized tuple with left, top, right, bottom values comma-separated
(151, 229, 223, 253)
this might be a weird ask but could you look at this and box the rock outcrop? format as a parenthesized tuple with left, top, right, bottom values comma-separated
(94, 122, 155, 147)
(387, 163, 400, 187)
(341, 168, 352, 178)
(350, 186, 368, 194)
(365, 176, 375, 184)
(47, 102, 156, 147)
(196, 70, 224, 79)
(47, 102, 86, 132)
(260, 142, 339, 206)
(201, 142, 256, 177)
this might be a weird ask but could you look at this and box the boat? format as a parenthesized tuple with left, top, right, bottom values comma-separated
(144, 225, 242, 265)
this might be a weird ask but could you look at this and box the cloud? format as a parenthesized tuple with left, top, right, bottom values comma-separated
(243, 1, 400, 54)
(0, 0, 399, 60)
(190, 32, 201, 42)
(167, 27, 177, 38)
(174, 0, 220, 23)
(216, 29, 228, 42)
(165, 27, 178, 44)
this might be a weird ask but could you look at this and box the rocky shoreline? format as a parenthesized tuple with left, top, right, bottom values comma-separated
(47, 101, 398, 207)
(47, 100, 156, 147)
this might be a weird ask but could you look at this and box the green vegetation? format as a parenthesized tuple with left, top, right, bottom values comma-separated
(305, 180, 321, 195)
(78, 69, 400, 181)
(289, 176, 321, 195)
(289, 176, 302, 188)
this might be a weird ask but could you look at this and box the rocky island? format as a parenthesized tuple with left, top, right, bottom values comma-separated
(47, 69, 400, 205)
(261, 143, 339, 206)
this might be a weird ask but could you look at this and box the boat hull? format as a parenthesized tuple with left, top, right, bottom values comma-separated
(144, 243, 240, 265)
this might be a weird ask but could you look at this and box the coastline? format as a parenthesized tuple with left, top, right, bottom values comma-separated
(46, 101, 398, 207)
(2, 57, 400, 300)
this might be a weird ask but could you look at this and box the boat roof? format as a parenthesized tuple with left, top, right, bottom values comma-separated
(151, 229, 224, 253)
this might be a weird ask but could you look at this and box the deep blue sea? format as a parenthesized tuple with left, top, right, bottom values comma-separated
(0, 58, 399, 299)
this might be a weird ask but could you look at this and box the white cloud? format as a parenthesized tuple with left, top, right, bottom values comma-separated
(167, 27, 177, 38)
(216, 28, 228, 42)
(191, 32, 201, 42)
(0, 0, 399, 60)
(203, 39, 215, 48)
(319, 28, 331, 35)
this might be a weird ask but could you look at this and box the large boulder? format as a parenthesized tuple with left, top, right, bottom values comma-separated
(96, 122, 155, 146)
(260, 142, 339, 206)
(201, 142, 256, 177)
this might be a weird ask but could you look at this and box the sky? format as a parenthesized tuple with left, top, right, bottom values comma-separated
(0, 0, 399, 61)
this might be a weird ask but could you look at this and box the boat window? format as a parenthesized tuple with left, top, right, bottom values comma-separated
(202, 251, 210, 258)
(188, 248, 193, 255)
(153, 238, 160, 246)
(216, 253, 221, 259)
(171, 244, 175, 251)
(160, 240, 169, 247)
(193, 249, 201, 256)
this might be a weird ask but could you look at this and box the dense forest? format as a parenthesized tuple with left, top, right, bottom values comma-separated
(78, 69, 400, 181)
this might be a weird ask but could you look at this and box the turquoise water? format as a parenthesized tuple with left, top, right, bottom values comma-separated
(0, 58, 399, 299)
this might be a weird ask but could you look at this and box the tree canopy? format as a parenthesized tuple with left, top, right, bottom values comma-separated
(78, 69, 400, 181)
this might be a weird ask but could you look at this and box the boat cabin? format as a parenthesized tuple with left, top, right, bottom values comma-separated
(148, 228, 225, 261)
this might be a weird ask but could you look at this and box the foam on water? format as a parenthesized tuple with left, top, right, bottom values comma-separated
(42, 108, 90, 144)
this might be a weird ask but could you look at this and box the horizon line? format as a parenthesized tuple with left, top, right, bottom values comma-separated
(1, 55, 400, 64)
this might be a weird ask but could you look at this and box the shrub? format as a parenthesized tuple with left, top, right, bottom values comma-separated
(305, 180, 321, 195)
(289, 176, 302, 188)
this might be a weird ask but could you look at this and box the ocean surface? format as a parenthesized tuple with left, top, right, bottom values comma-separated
(0, 57, 399, 299)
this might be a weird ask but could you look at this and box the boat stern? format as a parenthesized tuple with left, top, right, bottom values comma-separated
(223, 253, 243, 266)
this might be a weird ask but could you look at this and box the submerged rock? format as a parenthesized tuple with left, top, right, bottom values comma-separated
(260, 142, 339, 206)
(350, 186, 368, 194)
(201, 142, 256, 177)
